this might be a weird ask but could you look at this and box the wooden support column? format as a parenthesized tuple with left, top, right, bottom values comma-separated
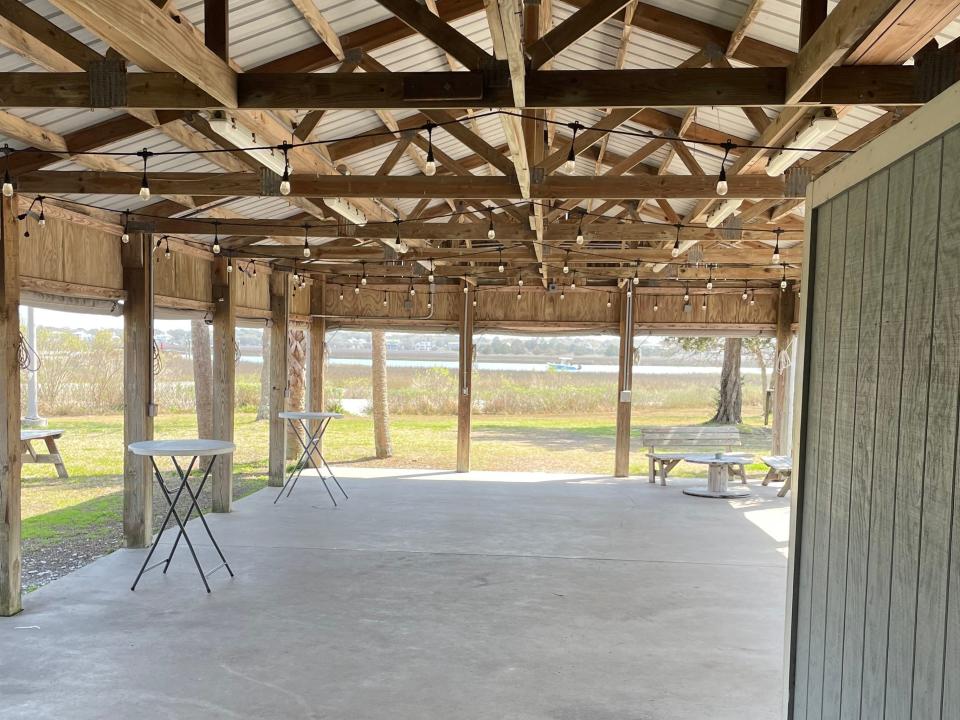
(0, 194, 21, 616)
(122, 232, 154, 548)
(211, 256, 235, 512)
(456, 284, 474, 473)
(268, 271, 289, 486)
(771, 286, 797, 455)
(614, 288, 635, 477)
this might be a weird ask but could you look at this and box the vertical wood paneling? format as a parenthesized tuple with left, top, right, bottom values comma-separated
(884, 139, 942, 720)
(911, 128, 960, 718)
(794, 202, 833, 720)
(940, 126, 960, 720)
(837, 170, 888, 720)
(821, 181, 867, 719)
(806, 192, 849, 718)
(859, 155, 913, 720)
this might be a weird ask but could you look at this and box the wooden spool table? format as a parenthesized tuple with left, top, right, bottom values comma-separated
(128, 439, 236, 593)
(681, 453, 755, 499)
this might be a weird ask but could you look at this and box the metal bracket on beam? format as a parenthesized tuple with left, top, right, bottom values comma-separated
(87, 59, 127, 108)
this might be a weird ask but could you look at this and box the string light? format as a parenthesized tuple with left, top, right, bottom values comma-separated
(518, 278, 524, 287)
(382, 293, 388, 307)
(279, 142, 291, 195)
(706, 267, 713, 290)
(339, 289, 344, 302)
(360, 263, 367, 286)
(772, 227, 782, 264)
(121, 210, 130, 243)
(560, 287, 566, 300)
(394, 218, 402, 245)
(428, 260, 435, 283)
(683, 286, 690, 303)
(227, 257, 233, 273)
(742, 283, 749, 301)
(302, 223, 310, 257)
(354, 283, 360, 295)
(563, 251, 570, 274)
(653, 297, 659, 312)
(37, 197, 45, 227)
(212, 221, 221, 254)
(487, 212, 496, 240)
(498, 245, 504, 273)
(672, 223, 682, 257)
(780, 264, 788, 290)
(701, 295, 707, 311)
(138, 148, 151, 200)
(409, 277, 416, 296)
(716, 139, 733, 196)
(570, 272, 576, 289)
(463, 284, 469, 294)
(2, 144, 12, 197)
(164, 236, 171, 260)
(563, 122, 581, 174)
(424, 124, 437, 176)
(750, 290, 756, 306)
(633, 261, 640, 286)
(576, 211, 585, 245)
(606, 295, 612, 308)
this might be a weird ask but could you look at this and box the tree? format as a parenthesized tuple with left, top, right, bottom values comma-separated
(191, 319, 213, 438)
(256, 328, 270, 421)
(371, 329, 392, 458)
(742, 337, 775, 394)
(668, 336, 743, 424)
(286, 327, 307, 460)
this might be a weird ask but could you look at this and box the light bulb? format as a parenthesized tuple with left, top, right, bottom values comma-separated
(576, 230, 584, 245)
(339, 292, 344, 301)
(606, 299, 612, 308)
(560, 291, 565, 300)
(424, 154, 436, 176)
(772, 250, 781, 264)
(427, 301, 432, 309)
(707, 280, 713, 290)
(563, 157, 575, 174)
(716, 169, 728, 196)
(165, 248, 171, 260)
(121, 232, 130, 244)
(781, 279, 788, 290)
(702, 299, 707, 310)
(213, 241, 221, 254)
(464, 286, 469, 294)
(498, 264, 504, 273)
(303, 245, 310, 258)
(410, 287, 416, 296)
(632, 276, 639, 286)
(518, 279, 524, 287)
(227, 260, 233, 273)
(488, 226, 496, 240)
(750, 296, 756, 306)
(570, 279, 576, 288)
(2, 179, 12, 197)
(139, 182, 150, 200)
(683, 292, 689, 302)
(517, 292, 522, 301)
(472, 299, 477, 307)
(626, 289, 632, 298)
(361, 276, 367, 286)
(742, 290, 748, 300)
(354, 286, 360, 294)
(653, 303, 659, 312)
(563, 264, 569, 274)
(428, 273, 434, 283)
(383, 298, 388, 307)
(37, 212, 45, 227)
(280, 165, 291, 196)
(671, 242, 681, 258)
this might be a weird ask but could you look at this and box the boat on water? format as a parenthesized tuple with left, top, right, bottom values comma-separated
(546, 357, 582, 372)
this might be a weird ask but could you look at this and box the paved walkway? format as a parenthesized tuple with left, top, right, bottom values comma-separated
(0, 467, 790, 719)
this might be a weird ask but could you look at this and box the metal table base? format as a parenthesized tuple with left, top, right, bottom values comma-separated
(275, 415, 347, 507)
(131, 454, 234, 593)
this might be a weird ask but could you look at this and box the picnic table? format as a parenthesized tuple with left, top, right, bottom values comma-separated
(682, 453, 755, 499)
(21, 429, 68, 478)
(761, 455, 792, 497)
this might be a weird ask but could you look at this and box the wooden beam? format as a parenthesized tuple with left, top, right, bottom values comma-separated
(539, 107, 644, 174)
(726, 0, 766, 57)
(374, 0, 493, 69)
(422, 109, 515, 176)
(457, 281, 474, 471)
(267, 271, 289, 486)
(614, 289, 633, 477)
(204, 0, 229, 60)
(786, 0, 904, 104)
(846, 0, 960, 65)
(0, 0, 101, 70)
(211, 256, 236, 512)
(50, 0, 237, 106)
(121, 232, 154, 549)
(0, 193, 20, 616)
(291, 0, 344, 60)
(799, 0, 828, 46)
(527, 0, 631, 69)
(17, 171, 796, 200)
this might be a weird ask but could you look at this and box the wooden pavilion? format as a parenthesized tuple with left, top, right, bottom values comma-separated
(0, 2, 959, 716)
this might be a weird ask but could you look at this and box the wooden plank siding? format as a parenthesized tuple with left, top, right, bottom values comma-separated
(791, 126, 960, 719)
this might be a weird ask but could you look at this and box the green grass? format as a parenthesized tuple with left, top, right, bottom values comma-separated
(23, 406, 772, 551)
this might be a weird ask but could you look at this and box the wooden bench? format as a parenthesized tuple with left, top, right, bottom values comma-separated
(21, 429, 69, 478)
(642, 426, 745, 486)
(761, 455, 792, 497)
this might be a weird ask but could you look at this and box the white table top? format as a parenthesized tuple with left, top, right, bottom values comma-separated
(279, 411, 343, 420)
(128, 439, 236, 457)
(683, 453, 754, 465)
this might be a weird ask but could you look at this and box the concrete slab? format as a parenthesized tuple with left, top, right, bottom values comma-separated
(0, 468, 790, 720)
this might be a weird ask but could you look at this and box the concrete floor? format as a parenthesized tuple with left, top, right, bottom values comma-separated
(0, 468, 790, 720)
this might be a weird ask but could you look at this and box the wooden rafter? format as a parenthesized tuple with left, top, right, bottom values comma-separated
(526, 0, 631, 69)
(373, 0, 493, 69)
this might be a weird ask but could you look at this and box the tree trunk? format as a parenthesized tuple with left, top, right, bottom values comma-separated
(191, 319, 213, 437)
(711, 337, 743, 424)
(286, 327, 307, 461)
(256, 327, 270, 420)
(754, 345, 769, 395)
(371, 329, 392, 458)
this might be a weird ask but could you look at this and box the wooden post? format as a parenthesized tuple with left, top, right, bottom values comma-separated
(308, 278, 325, 462)
(211, 256, 235, 512)
(614, 288, 635, 477)
(456, 284, 474, 472)
(268, 271, 289, 486)
(0, 194, 21, 616)
(771, 286, 797, 455)
(122, 232, 154, 548)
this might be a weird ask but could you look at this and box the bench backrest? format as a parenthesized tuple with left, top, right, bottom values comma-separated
(641, 425, 742, 451)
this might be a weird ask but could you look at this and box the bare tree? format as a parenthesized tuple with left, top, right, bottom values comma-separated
(191, 319, 213, 437)
(371, 329, 392, 458)
(256, 327, 270, 421)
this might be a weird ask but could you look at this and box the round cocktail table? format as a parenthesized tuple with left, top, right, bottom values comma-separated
(681, 453, 754, 499)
